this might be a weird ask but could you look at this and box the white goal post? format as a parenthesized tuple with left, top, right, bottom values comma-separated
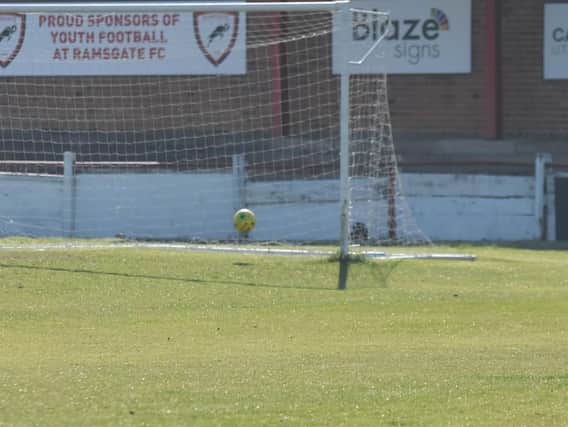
(0, 0, 428, 257)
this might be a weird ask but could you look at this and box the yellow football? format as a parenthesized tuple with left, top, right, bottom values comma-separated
(233, 208, 256, 233)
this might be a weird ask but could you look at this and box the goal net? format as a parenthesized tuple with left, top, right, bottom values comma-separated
(0, 1, 429, 250)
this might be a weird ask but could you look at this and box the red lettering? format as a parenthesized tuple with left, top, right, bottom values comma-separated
(162, 14, 180, 26)
(50, 31, 95, 44)
(87, 13, 161, 27)
(70, 47, 148, 61)
(41, 14, 84, 28)
(149, 47, 166, 59)
(52, 47, 69, 60)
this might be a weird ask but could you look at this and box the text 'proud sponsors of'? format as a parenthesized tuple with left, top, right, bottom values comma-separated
(333, 0, 471, 74)
(0, 12, 246, 75)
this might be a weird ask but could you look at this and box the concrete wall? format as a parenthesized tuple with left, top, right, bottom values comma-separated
(403, 174, 539, 241)
(74, 172, 236, 239)
(0, 171, 543, 242)
(0, 174, 64, 236)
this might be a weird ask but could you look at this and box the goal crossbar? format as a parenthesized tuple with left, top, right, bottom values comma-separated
(0, 1, 350, 13)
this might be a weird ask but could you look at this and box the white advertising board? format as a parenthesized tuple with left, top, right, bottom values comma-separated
(0, 12, 246, 76)
(544, 4, 568, 79)
(333, 0, 471, 74)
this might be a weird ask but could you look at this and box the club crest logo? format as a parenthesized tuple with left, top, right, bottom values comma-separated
(0, 14, 25, 68)
(194, 12, 239, 66)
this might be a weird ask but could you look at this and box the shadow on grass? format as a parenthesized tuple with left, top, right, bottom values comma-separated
(0, 262, 337, 292)
(368, 260, 402, 289)
(333, 257, 403, 290)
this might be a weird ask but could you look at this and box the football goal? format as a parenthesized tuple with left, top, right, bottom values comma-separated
(0, 1, 429, 258)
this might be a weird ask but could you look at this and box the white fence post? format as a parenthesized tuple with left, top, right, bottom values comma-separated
(63, 151, 76, 237)
(535, 152, 552, 240)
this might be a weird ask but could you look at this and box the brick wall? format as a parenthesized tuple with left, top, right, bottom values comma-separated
(1, 2, 568, 151)
(502, 0, 568, 137)
(388, 0, 486, 137)
(390, 0, 568, 139)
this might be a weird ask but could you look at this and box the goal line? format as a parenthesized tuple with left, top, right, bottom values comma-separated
(0, 240, 476, 261)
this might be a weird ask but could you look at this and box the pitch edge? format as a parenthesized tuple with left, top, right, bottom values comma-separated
(0, 241, 476, 260)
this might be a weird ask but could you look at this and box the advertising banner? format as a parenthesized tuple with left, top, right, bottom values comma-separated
(544, 4, 568, 79)
(333, 0, 471, 74)
(0, 12, 246, 76)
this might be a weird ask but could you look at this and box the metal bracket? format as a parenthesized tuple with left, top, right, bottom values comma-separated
(349, 8, 391, 65)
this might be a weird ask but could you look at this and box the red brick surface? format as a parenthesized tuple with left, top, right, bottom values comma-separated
(391, 0, 568, 169)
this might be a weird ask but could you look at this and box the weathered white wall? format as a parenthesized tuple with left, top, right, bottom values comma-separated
(75, 172, 236, 239)
(247, 180, 340, 241)
(0, 174, 64, 236)
(401, 174, 539, 241)
(0, 171, 542, 241)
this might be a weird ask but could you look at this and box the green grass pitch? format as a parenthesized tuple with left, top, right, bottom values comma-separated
(1, 242, 568, 426)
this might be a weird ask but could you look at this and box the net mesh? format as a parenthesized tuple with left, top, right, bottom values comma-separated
(0, 8, 428, 245)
